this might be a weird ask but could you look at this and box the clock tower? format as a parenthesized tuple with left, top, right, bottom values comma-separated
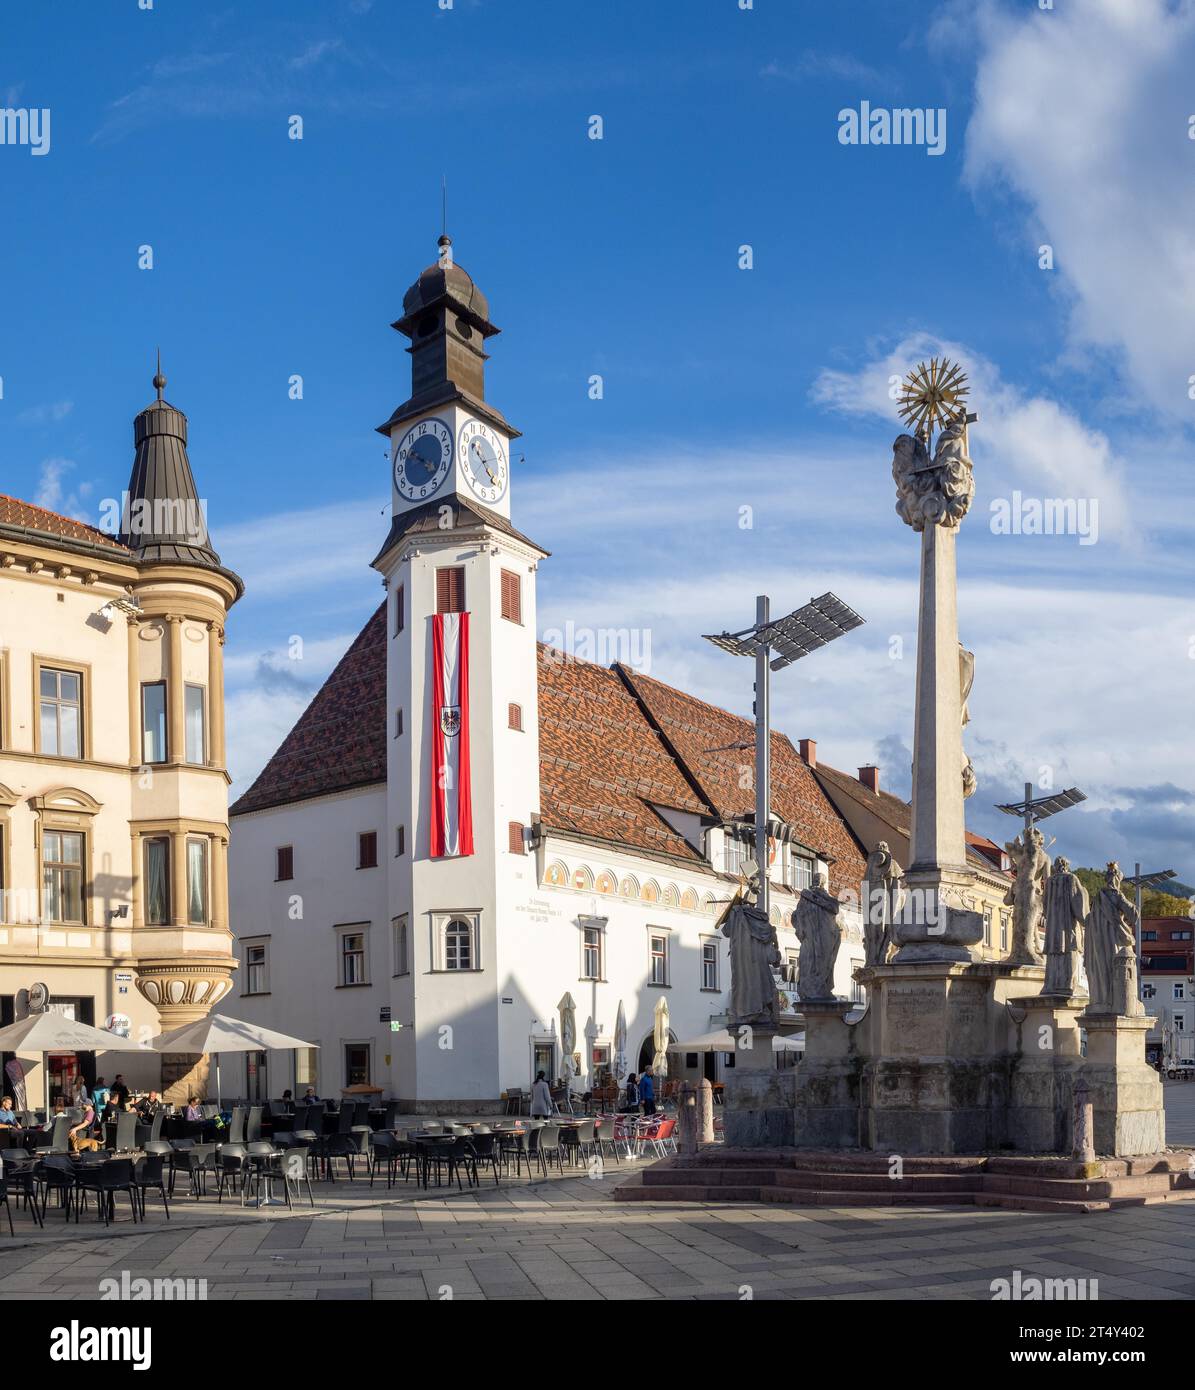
(372, 236, 547, 1110)
(376, 234, 520, 521)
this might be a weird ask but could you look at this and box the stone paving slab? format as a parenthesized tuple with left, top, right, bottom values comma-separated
(2, 1166, 1195, 1301)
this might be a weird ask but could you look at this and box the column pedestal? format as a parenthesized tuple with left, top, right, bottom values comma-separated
(1078, 1012, 1164, 1156)
(722, 1027, 798, 1149)
(1004, 992, 1085, 1153)
(791, 1000, 859, 1148)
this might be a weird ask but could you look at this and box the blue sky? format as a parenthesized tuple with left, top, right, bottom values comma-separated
(3, 0, 1194, 884)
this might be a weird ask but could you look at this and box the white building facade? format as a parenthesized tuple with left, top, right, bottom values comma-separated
(225, 239, 866, 1111)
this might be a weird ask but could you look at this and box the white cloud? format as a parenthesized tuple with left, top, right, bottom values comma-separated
(811, 331, 1134, 544)
(214, 497, 387, 599)
(963, 0, 1195, 419)
(33, 457, 91, 519)
(17, 401, 73, 426)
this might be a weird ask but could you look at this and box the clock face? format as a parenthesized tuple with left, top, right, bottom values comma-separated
(394, 417, 453, 501)
(458, 418, 508, 505)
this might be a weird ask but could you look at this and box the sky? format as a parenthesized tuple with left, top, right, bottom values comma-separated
(2, 0, 1193, 886)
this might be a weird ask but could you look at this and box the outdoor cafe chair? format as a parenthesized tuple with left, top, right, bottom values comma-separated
(37, 1154, 77, 1220)
(33, 1116, 70, 1156)
(228, 1106, 247, 1145)
(529, 1124, 563, 1177)
(594, 1117, 621, 1164)
(133, 1153, 171, 1221)
(112, 1111, 138, 1153)
(423, 1135, 473, 1191)
(561, 1119, 597, 1168)
(320, 1132, 359, 1182)
(243, 1142, 282, 1205)
(178, 1142, 219, 1199)
(498, 1126, 528, 1177)
(369, 1131, 405, 1188)
(279, 1147, 316, 1209)
(1, 1157, 43, 1230)
(215, 1144, 249, 1203)
(74, 1158, 139, 1227)
(247, 1105, 263, 1143)
(467, 1133, 501, 1186)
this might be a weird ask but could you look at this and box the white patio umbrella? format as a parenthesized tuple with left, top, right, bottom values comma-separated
(557, 993, 577, 1112)
(651, 995, 670, 1076)
(668, 1028, 804, 1052)
(613, 999, 628, 1086)
(152, 1014, 318, 1108)
(0, 1012, 145, 1110)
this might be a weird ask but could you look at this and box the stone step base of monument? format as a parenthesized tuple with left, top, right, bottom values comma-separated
(613, 1149, 1195, 1214)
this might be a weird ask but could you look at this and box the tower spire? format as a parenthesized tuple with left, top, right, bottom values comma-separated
(153, 347, 166, 401)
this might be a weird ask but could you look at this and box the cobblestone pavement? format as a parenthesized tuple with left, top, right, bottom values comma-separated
(2, 1164, 1194, 1302)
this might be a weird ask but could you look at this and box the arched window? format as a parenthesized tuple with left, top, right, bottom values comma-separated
(595, 871, 617, 895)
(544, 861, 569, 887)
(444, 918, 473, 971)
(641, 879, 660, 904)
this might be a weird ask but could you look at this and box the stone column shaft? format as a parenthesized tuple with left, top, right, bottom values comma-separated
(167, 615, 185, 764)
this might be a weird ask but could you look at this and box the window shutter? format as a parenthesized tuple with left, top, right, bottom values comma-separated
(358, 831, 378, 869)
(436, 567, 464, 614)
(508, 821, 525, 855)
(508, 702, 522, 731)
(276, 846, 293, 881)
(500, 568, 521, 624)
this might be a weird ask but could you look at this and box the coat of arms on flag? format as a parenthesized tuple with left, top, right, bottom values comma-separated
(430, 612, 473, 857)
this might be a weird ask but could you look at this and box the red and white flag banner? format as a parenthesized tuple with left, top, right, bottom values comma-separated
(430, 611, 474, 858)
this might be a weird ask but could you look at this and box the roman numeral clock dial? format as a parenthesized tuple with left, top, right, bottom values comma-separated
(459, 418, 508, 505)
(394, 417, 453, 501)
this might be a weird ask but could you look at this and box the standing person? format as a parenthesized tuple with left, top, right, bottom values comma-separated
(529, 1070, 553, 1118)
(71, 1076, 90, 1107)
(108, 1075, 130, 1112)
(639, 1068, 656, 1117)
(92, 1077, 110, 1116)
(622, 1073, 639, 1113)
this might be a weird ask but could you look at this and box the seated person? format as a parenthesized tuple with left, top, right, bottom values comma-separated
(43, 1097, 68, 1130)
(0, 1096, 22, 1128)
(68, 1103, 99, 1152)
(301, 1086, 320, 1105)
(184, 1096, 203, 1122)
(135, 1089, 162, 1120)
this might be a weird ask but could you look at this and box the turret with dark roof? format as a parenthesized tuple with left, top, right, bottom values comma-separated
(120, 359, 229, 575)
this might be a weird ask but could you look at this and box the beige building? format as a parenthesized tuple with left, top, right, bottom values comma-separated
(800, 742, 1014, 963)
(0, 367, 242, 1107)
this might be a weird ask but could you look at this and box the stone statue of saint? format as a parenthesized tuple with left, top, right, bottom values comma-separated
(861, 842, 902, 967)
(792, 872, 843, 1001)
(1003, 824, 1050, 965)
(1084, 861, 1143, 1016)
(892, 420, 975, 531)
(716, 879, 780, 1027)
(959, 643, 977, 799)
(1041, 855, 1088, 996)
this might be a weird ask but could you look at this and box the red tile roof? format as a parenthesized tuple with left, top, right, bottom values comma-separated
(231, 607, 867, 896)
(615, 667, 866, 896)
(231, 603, 389, 815)
(0, 493, 130, 554)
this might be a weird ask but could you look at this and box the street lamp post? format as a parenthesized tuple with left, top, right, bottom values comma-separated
(704, 591, 865, 917)
(1124, 865, 1177, 1003)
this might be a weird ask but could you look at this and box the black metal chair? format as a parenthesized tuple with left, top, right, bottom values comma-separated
(215, 1144, 248, 1203)
(369, 1131, 401, 1188)
(1, 1158, 43, 1229)
(499, 1127, 529, 1177)
(37, 1154, 77, 1220)
(246, 1105, 263, 1143)
(422, 1136, 473, 1191)
(33, 1116, 70, 1156)
(467, 1133, 501, 1186)
(112, 1111, 138, 1153)
(74, 1159, 139, 1226)
(133, 1153, 171, 1220)
(561, 1119, 597, 1168)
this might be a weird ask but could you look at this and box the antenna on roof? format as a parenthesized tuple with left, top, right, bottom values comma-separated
(441, 174, 447, 239)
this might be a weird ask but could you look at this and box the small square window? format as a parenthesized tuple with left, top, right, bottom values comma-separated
(395, 825, 406, 858)
(358, 832, 378, 870)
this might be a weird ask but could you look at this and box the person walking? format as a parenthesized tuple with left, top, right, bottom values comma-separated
(639, 1068, 656, 1116)
(622, 1073, 639, 1113)
(530, 1070, 553, 1118)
